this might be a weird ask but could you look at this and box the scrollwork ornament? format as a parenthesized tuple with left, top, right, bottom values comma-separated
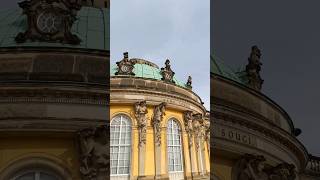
(134, 100, 148, 146)
(152, 102, 166, 146)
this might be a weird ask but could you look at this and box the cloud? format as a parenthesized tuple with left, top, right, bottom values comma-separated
(111, 0, 210, 109)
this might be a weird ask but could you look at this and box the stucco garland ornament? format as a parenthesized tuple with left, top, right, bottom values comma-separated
(152, 102, 166, 146)
(78, 126, 108, 180)
(183, 111, 194, 146)
(134, 100, 148, 146)
(115, 52, 136, 75)
(160, 59, 175, 84)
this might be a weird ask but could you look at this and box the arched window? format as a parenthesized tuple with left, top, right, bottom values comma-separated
(167, 119, 183, 173)
(11, 170, 61, 180)
(110, 114, 132, 176)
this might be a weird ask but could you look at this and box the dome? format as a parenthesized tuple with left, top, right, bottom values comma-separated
(0, 7, 109, 50)
(211, 54, 245, 84)
(111, 59, 188, 88)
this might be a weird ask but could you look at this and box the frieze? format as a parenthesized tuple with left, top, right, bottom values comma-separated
(212, 111, 308, 167)
(213, 125, 257, 147)
(111, 89, 205, 113)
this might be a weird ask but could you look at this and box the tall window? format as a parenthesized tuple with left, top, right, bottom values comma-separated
(110, 114, 132, 176)
(167, 119, 183, 172)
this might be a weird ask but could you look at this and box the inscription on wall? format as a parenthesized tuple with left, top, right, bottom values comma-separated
(213, 125, 257, 147)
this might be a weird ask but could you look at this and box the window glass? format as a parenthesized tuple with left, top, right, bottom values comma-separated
(110, 114, 132, 175)
(167, 119, 183, 172)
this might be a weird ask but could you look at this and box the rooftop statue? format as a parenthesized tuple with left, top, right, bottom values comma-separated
(246, 45, 264, 90)
(115, 52, 136, 76)
(161, 59, 175, 84)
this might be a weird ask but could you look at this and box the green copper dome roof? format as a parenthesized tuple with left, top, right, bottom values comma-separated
(111, 60, 188, 88)
(0, 7, 109, 50)
(211, 54, 245, 84)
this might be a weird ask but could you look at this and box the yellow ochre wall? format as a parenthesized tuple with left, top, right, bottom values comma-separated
(212, 157, 233, 180)
(0, 135, 81, 179)
(110, 104, 210, 178)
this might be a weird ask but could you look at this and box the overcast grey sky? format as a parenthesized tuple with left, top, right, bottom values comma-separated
(213, 1, 320, 156)
(111, 0, 210, 109)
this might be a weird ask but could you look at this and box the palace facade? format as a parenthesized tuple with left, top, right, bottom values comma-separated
(110, 53, 210, 180)
(0, 0, 109, 179)
(211, 46, 320, 180)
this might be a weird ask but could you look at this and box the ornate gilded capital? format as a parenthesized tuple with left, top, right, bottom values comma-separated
(134, 100, 148, 146)
(115, 52, 136, 76)
(152, 102, 166, 146)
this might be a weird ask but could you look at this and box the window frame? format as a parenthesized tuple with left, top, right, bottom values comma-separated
(10, 168, 62, 180)
(166, 118, 184, 173)
(110, 114, 132, 176)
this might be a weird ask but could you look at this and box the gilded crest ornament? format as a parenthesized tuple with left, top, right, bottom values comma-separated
(160, 59, 175, 83)
(152, 102, 166, 146)
(15, 0, 81, 44)
(134, 100, 148, 146)
(115, 52, 136, 76)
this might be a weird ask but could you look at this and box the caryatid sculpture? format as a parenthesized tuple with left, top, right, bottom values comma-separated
(192, 113, 204, 149)
(152, 102, 166, 146)
(134, 100, 148, 146)
(183, 111, 194, 146)
(78, 126, 108, 180)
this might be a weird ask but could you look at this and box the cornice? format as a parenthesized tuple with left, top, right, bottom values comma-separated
(211, 74, 295, 131)
(0, 86, 108, 105)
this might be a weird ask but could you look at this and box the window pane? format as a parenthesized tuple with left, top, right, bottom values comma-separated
(167, 119, 184, 172)
(110, 114, 132, 175)
(15, 172, 35, 180)
(40, 172, 59, 180)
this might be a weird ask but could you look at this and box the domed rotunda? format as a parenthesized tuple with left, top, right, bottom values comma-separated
(0, 0, 109, 179)
(211, 47, 320, 180)
(110, 52, 210, 180)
